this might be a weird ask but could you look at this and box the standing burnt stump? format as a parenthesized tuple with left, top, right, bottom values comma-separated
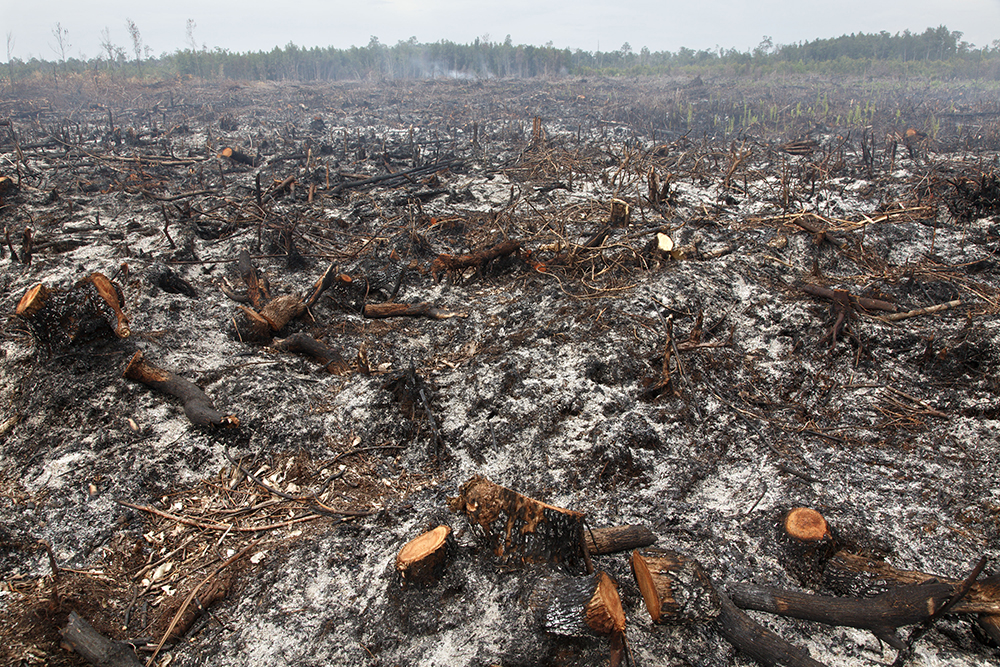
(15, 273, 130, 353)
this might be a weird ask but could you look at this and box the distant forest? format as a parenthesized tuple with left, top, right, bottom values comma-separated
(5, 25, 1000, 83)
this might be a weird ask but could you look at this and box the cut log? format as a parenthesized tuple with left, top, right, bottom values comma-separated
(532, 570, 626, 637)
(124, 351, 239, 428)
(60, 610, 143, 667)
(631, 549, 827, 667)
(584, 524, 656, 555)
(726, 581, 958, 649)
(447, 475, 588, 571)
(630, 549, 721, 623)
(823, 550, 1000, 615)
(218, 146, 258, 167)
(396, 525, 452, 588)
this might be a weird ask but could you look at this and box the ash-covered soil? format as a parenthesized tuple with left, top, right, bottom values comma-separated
(0, 76, 999, 666)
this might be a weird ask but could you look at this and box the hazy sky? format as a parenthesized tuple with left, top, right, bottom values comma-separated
(5, 0, 1000, 62)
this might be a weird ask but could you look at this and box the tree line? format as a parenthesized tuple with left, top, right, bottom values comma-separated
(4, 25, 1000, 85)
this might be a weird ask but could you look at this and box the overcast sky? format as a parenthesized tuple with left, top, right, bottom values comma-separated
(5, 0, 1000, 62)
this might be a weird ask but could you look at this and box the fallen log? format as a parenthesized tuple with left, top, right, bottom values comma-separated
(448, 475, 590, 572)
(585, 524, 656, 555)
(271, 333, 348, 373)
(218, 146, 258, 168)
(631, 549, 827, 667)
(60, 610, 143, 667)
(726, 581, 958, 649)
(823, 550, 1000, 615)
(430, 240, 522, 282)
(396, 525, 452, 588)
(123, 351, 239, 428)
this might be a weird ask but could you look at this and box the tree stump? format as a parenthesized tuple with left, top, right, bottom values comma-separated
(448, 475, 588, 571)
(16, 273, 130, 350)
(396, 525, 452, 588)
(777, 507, 839, 588)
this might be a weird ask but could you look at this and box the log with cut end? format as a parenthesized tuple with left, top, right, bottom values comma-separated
(396, 525, 452, 588)
(585, 524, 655, 555)
(447, 475, 589, 571)
(218, 146, 258, 167)
(726, 581, 957, 650)
(60, 611, 143, 667)
(124, 351, 239, 428)
(631, 549, 827, 667)
(532, 570, 626, 637)
(823, 550, 1000, 615)
(630, 549, 721, 623)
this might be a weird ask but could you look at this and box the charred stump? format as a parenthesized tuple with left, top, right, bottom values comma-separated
(396, 525, 452, 588)
(448, 475, 590, 572)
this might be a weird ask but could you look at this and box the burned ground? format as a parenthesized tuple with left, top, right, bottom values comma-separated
(0, 75, 999, 666)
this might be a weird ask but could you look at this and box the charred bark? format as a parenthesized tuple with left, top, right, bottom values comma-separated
(123, 351, 239, 428)
(60, 611, 143, 667)
(448, 475, 589, 571)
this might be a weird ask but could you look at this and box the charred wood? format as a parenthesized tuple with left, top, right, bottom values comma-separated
(726, 581, 958, 649)
(362, 302, 465, 320)
(631, 549, 826, 667)
(16, 273, 130, 349)
(123, 350, 239, 428)
(396, 525, 452, 588)
(272, 333, 348, 374)
(585, 525, 656, 555)
(531, 570, 626, 637)
(60, 611, 143, 667)
(431, 240, 522, 282)
(448, 475, 589, 572)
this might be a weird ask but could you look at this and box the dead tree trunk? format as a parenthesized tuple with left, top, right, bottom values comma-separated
(448, 475, 590, 572)
(726, 581, 957, 649)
